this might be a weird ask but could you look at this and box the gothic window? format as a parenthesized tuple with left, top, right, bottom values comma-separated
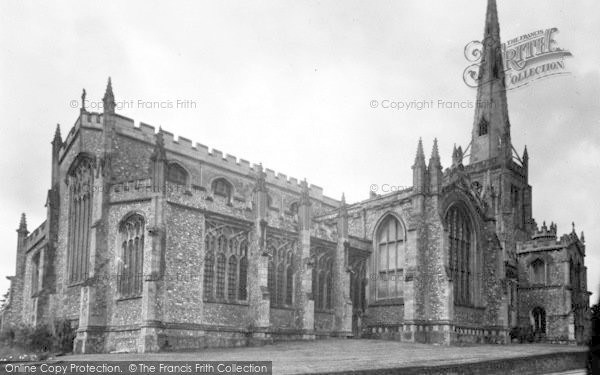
(267, 238, 295, 307)
(167, 163, 188, 185)
(203, 235, 215, 300)
(373, 215, 405, 300)
(312, 251, 334, 311)
(67, 156, 94, 285)
(216, 253, 226, 299)
(203, 224, 249, 303)
(325, 260, 333, 309)
(31, 252, 41, 296)
(531, 258, 545, 285)
(227, 255, 237, 300)
(478, 117, 488, 136)
(212, 178, 233, 202)
(446, 205, 473, 306)
(118, 214, 145, 298)
(531, 306, 546, 334)
(238, 240, 248, 300)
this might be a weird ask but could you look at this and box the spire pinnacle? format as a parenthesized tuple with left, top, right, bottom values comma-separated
(429, 138, 441, 165)
(52, 124, 62, 146)
(469, 0, 511, 164)
(414, 138, 426, 166)
(103, 77, 115, 113)
(17, 213, 27, 233)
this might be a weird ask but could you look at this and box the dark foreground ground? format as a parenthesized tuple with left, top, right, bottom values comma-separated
(63, 339, 588, 374)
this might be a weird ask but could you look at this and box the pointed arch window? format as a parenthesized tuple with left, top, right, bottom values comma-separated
(167, 163, 188, 186)
(478, 117, 489, 136)
(202, 224, 249, 303)
(312, 251, 334, 311)
(446, 205, 473, 306)
(267, 239, 295, 307)
(67, 156, 94, 285)
(373, 215, 405, 300)
(212, 178, 233, 202)
(118, 214, 145, 298)
(531, 306, 546, 334)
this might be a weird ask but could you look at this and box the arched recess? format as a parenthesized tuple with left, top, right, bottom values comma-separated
(441, 192, 483, 307)
(166, 161, 190, 188)
(369, 212, 407, 302)
(209, 176, 235, 204)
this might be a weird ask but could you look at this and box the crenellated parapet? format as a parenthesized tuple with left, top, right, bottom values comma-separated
(59, 106, 334, 208)
(517, 220, 584, 254)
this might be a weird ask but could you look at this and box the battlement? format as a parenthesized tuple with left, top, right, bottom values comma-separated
(517, 220, 583, 253)
(59, 109, 333, 205)
(532, 221, 557, 240)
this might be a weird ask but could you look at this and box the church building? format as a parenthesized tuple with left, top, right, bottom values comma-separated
(0, 0, 590, 353)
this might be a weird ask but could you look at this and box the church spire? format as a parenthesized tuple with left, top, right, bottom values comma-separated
(469, 0, 511, 164)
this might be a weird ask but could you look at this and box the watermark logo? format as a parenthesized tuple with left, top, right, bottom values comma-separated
(463, 27, 573, 90)
(69, 98, 199, 111)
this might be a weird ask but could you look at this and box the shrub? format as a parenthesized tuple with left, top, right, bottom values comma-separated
(508, 326, 534, 343)
(0, 319, 75, 354)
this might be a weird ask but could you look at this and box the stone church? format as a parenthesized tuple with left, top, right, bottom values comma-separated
(0, 0, 591, 353)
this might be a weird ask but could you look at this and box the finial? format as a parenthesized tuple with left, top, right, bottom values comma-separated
(572, 222, 576, 233)
(523, 145, 529, 159)
(81, 88, 87, 111)
(581, 231, 585, 243)
(341, 193, 346, 205)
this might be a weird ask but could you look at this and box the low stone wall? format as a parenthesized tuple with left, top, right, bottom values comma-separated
(308, 350, 587, 375)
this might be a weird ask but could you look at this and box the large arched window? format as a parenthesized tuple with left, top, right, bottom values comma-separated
(67, 156, 94, 285)
(446, 205, 473, 306)
(167, 163, 188, 186)
(531, 258, 546, 285)
(118, 214, 145, 298)
(374, 215, 405, 300)
(203, 224, 248, 302)
(267, 238, 295, 307)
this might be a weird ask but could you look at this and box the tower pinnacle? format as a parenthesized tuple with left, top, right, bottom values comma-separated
(103, 77, 116, 114)
(17, 213, 28, 234)
(469, 0, 511, 164)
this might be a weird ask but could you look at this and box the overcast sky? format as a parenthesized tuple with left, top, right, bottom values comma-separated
(0, 0, 598, 305)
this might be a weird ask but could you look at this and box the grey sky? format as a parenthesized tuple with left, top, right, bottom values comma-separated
(0, 0, 598, 304)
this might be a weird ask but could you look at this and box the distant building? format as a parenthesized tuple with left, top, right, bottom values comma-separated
(0, 0, 590, 353)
